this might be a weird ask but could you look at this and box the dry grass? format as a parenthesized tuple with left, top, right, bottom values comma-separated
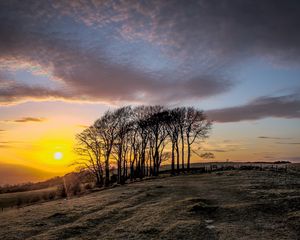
(0, 187, 57, 209)
(0, 168, 299, 239)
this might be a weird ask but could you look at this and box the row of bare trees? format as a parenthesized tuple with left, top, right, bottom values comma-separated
(74, 105, 212, 186)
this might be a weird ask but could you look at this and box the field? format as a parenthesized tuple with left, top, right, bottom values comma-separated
(0, 167, 299, 240)
(0, 187, 57, 209)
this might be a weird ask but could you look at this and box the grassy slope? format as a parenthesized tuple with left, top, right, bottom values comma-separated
(0, 170, 299, 240)
(0, 187, 57, 208)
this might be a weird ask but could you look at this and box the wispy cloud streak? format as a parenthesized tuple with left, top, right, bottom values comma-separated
(207, 94, 300, 122)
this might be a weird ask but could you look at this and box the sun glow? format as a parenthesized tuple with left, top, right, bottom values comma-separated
(54, 151, 63, 160)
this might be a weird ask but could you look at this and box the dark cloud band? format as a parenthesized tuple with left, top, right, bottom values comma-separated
(13, 117, 46, 123)
(0, 0, 300, 110)
(207, 94, 300, 122)
(2, 117, 47, 123)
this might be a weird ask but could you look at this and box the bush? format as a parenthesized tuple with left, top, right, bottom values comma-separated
(69, 181, 81, 195)
(40, 191, 57, 201)
(56, 184, 67, 198)
(16, 197, 23, 207)
(84, 183, 93, 190)
(48, 191, 56, 200)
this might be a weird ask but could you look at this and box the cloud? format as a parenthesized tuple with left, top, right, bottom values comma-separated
(54, 0, 300, 64)
(0, 141, 13, 148)
(275, 142, 300, 145)
(0, 79, 73, 105)
(0, 145, 11, 148)
(203, 149, 228, 153)
(0, 65, 231, 105)
(263, 155, 274, 159)
(258, 136, 292, 140)
(0, 1, 232, 106)
(1, 1, 300, 106)
(257, 137, 300, 145)
(200, 141, 246, 153)
(11, 117, 46, 123)
(207, 94, 300, 122)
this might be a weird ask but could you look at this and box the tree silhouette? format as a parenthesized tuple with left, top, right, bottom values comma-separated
(94, 110, 119, 186)
(75, 105, 212, 186)
(74, 126, 104, 186)
(185, 107, 212, 170)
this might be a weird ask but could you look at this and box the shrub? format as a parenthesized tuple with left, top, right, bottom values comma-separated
(48, 191, 56, 200)
(69, 181, 81, 195)
(84, 183, 93, 190)
(16, 197, 23, 207)
(56, 184, 67, 198)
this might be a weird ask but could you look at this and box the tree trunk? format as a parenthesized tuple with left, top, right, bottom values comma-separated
(154, 148, 159, 176)
(187, 143, 191, 170)
(105, 155, 110, 186)
(100, 174, 103, 186)
(130, 162, 134, 181)
(124, 160, 127, 180)
(149, 150, 152, 176)
(171, 142, 175, 175)
(141, 148, 145, 178)
(122, 158, 126, 184)
(176, 141, 180, 174)
(180, 129, 185, 170)
(95, 173, 101, 186)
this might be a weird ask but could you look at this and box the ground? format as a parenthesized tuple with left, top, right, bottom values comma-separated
(0, 169, 299, 240)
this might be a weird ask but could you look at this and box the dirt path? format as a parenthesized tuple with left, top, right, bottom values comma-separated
(0, 170, 299, 240)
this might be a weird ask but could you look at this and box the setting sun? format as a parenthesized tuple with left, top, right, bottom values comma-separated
(54, 152, 63, 160)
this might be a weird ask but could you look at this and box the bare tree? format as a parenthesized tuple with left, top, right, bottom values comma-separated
(94, 110, 119, 186)
(112, 106, 133, 184)
(165, 108, 181, 174)
(127, 121, 139, 180)
(74, 126, 104, 186)
(75, 105, 212, 185)
(201, 152, 215, 161)
(185, 108, 212, 170)
(177, 107, 187, 171)
(147, 107, 169, 175)
(134, 106, 153, 177)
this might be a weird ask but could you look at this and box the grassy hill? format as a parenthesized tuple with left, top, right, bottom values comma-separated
(0, 169, 299, 239)
(0, 164, 60, 186)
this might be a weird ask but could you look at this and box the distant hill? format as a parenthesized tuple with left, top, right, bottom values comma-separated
(0, 165, 92, 194)
(0, 163, 60, 186)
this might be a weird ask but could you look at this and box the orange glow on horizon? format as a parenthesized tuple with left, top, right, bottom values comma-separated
(0, 104, 299, 184)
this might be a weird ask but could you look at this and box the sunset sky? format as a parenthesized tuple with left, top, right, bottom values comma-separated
(0, 0, 300, 183)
